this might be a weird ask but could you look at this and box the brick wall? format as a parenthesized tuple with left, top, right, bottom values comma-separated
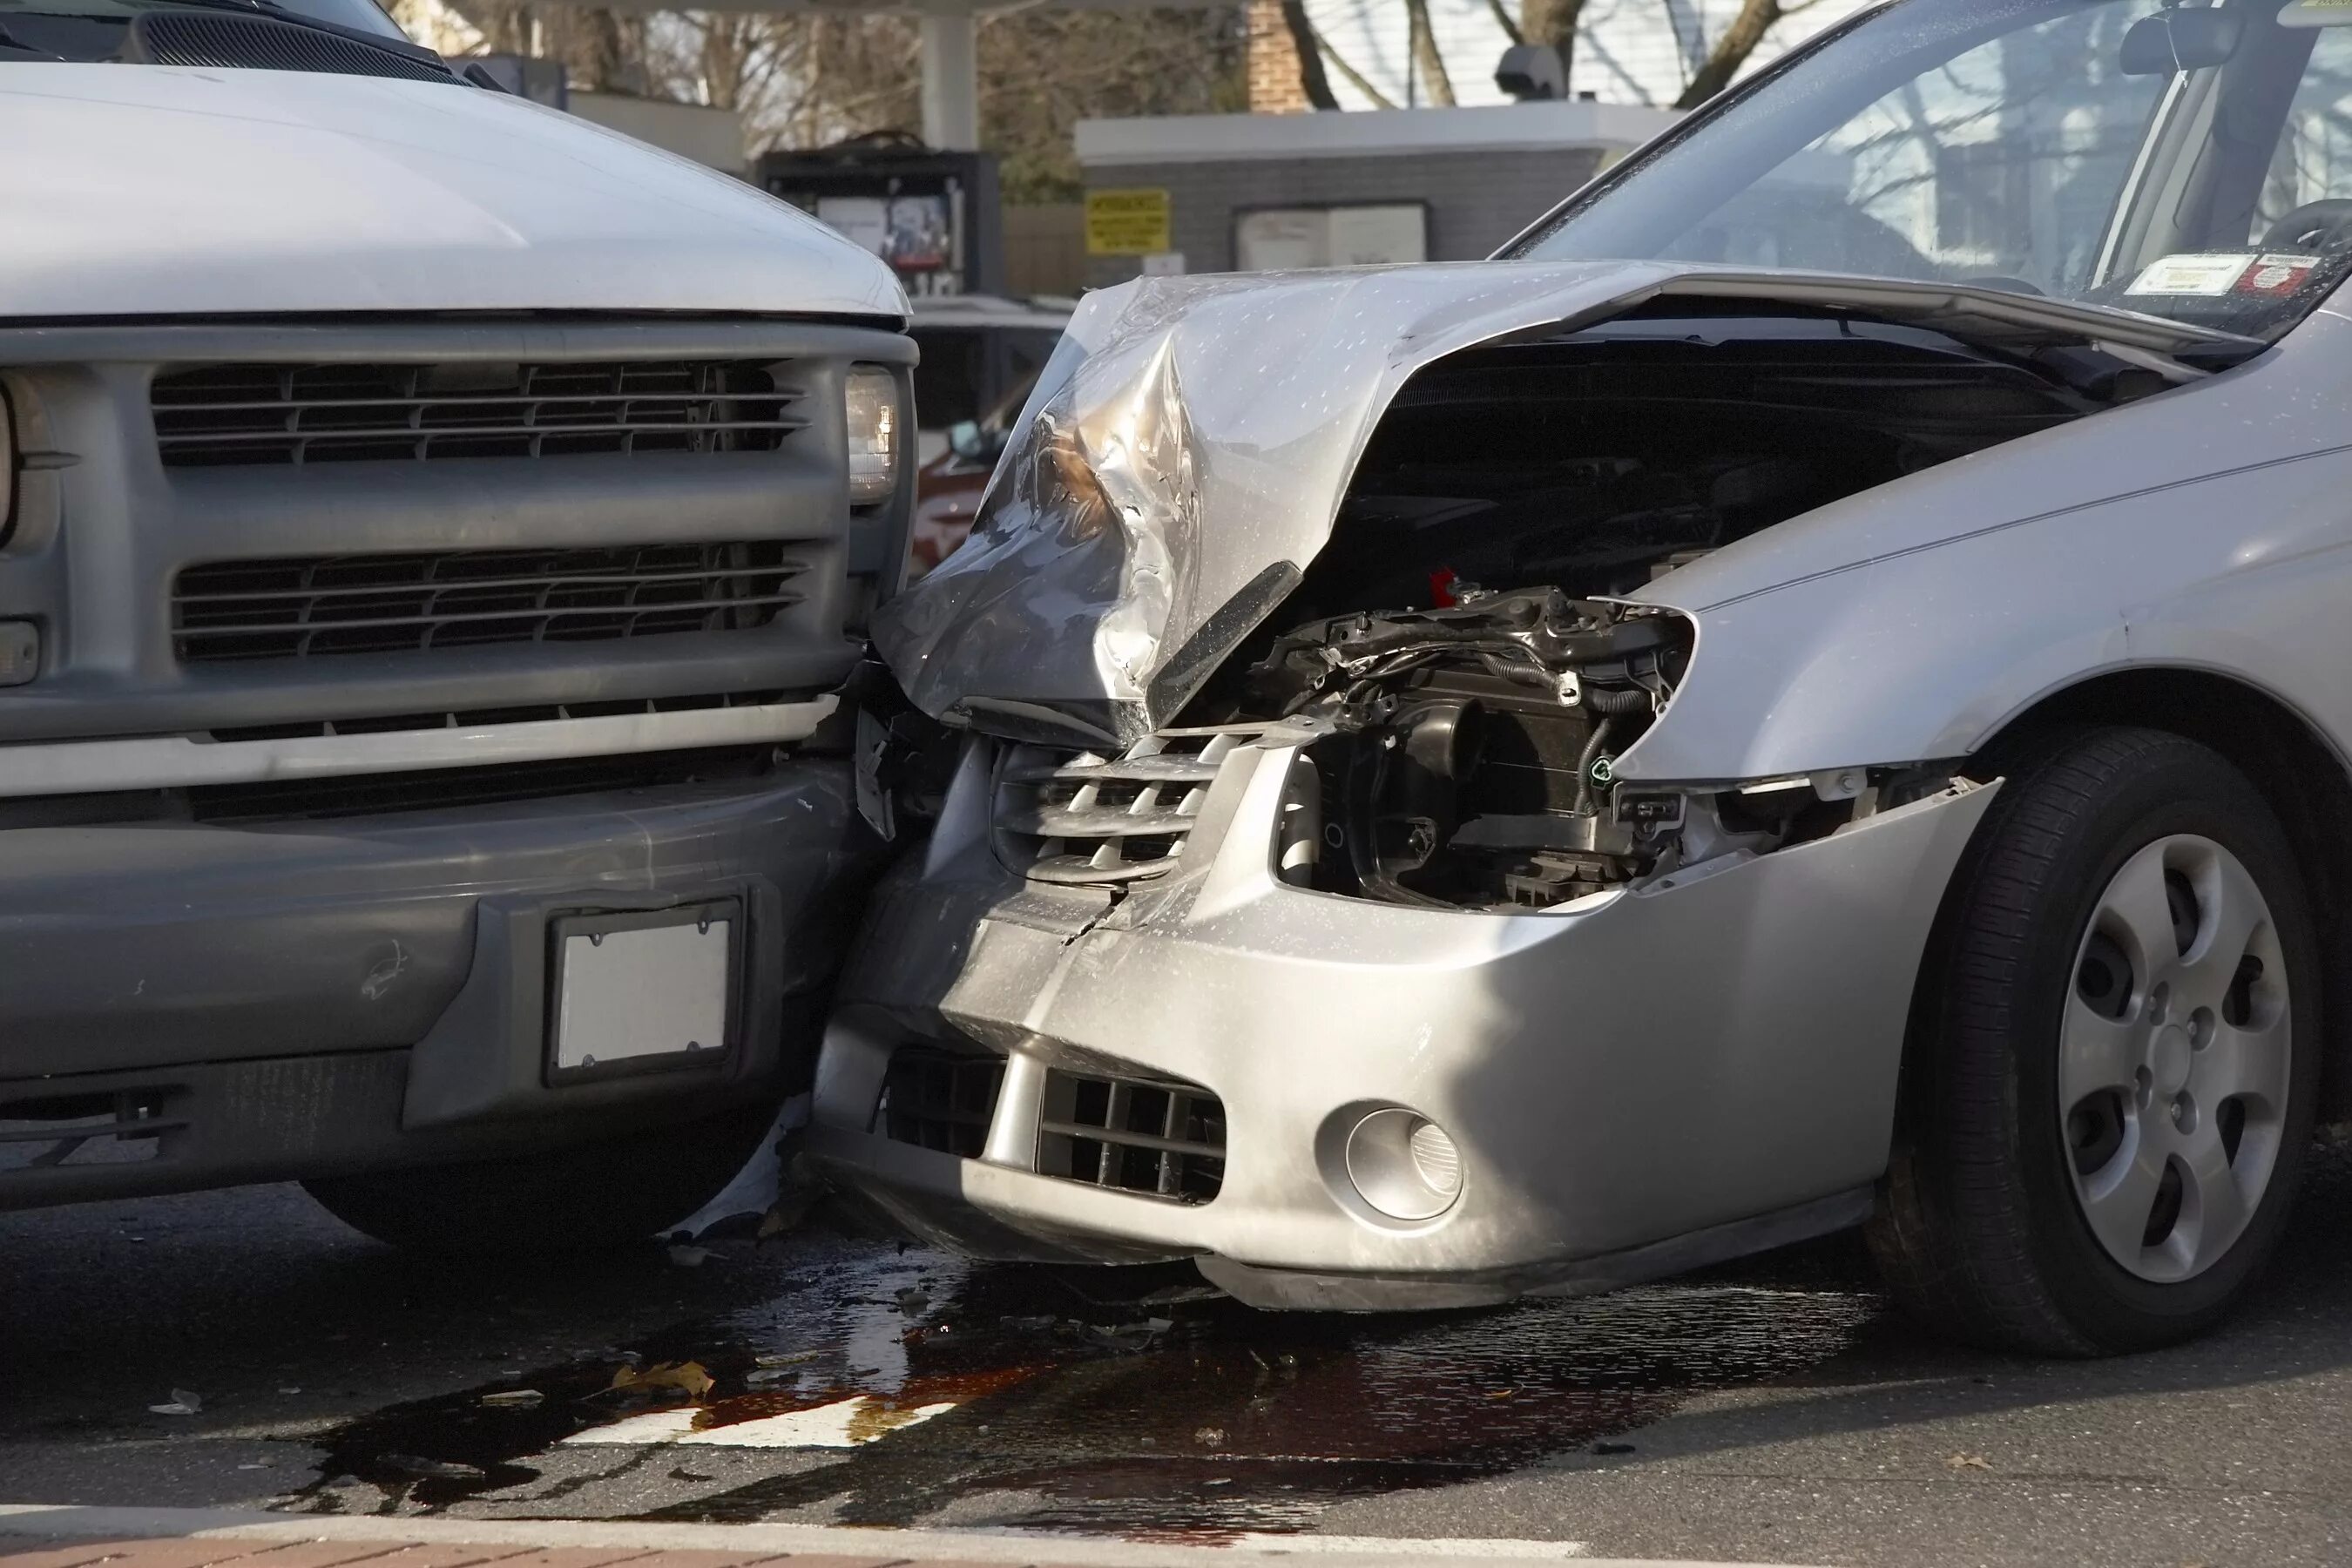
(1247, 0, 1311, 114)
(1083, 145, 1608, 286)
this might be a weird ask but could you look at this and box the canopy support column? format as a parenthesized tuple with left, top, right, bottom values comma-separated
(920, 8, 981, 151)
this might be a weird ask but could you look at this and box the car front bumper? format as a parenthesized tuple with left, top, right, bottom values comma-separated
(0, 760, 876, 1208)
(812, 735, 1998, 1309)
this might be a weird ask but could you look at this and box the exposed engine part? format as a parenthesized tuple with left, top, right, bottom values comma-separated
(1233, 591, 1697, 909)
(1232, 589, 1904, 911)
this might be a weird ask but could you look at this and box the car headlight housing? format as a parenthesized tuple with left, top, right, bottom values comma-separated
(845, 365, 900, 506)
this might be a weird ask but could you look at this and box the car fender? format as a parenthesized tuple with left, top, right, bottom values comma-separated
(1617, 313, 2352, 783)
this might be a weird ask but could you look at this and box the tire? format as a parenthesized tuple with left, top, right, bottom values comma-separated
(1868, 726, 2321, 1355)
(303, 1098, 781, 1254)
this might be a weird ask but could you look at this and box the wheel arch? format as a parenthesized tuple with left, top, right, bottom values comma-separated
(1963, 666, 2352, 1123)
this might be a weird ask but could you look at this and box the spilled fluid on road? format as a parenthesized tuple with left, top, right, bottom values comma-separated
(296, 1235, 1881, 1535)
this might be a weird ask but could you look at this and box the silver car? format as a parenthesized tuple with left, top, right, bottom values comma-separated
(819, 0, 2352, 1354)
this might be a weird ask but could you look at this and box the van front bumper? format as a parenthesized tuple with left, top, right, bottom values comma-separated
(811, 736, 1997, 1310)
(0, 760, 875, 1207)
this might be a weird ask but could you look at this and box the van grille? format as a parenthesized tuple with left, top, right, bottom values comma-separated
(1039, 1067, 1225, 1204)
(151, 359, 802, 467)
(172, 543, 808, 662)
(993, 729, 1260, 886)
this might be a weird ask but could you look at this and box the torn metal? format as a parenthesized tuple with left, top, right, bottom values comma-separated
(871, 260, 2256, 749)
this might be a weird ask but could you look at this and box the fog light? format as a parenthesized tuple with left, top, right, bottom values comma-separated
(1345, 1108, 1463, 1220)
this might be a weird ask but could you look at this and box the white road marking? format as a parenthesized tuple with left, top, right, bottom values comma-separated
(560, 1394, 960, 1448)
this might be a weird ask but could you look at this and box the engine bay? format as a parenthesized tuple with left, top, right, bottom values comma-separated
(1174, 308, 2142, 909)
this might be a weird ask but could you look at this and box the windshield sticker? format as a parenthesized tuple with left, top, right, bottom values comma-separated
(2237, 253, 2322, 296)
(2127, 253, 2254, 296)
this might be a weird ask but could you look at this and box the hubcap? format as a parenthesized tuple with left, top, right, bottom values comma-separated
(2060, 835, 2290, 1284)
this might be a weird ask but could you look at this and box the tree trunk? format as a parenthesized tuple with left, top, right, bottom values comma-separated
(1519, 0, 1584, 90)
(1675, 0, 1781, 108)
(1278, 0, 1342, 110)
(1405, 0, 1456, 105)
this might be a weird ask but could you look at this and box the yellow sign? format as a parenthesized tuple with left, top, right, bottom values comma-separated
(1085, 188, 1172, 257)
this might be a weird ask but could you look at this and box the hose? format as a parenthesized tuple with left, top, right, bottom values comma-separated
(1572, 714, 1618, 817)
(1582, 686, 1653, 713)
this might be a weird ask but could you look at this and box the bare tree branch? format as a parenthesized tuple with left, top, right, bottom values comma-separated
(1316, 28, 1400, 108)
(1406, 0, 1456, 105)
(1280, 0, 1342, 110)
(1485, 0, 1524, 49)
(1674, 0, 1782, 109)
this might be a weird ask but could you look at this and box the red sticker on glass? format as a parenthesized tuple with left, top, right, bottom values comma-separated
(2237, 253, 2320, 296)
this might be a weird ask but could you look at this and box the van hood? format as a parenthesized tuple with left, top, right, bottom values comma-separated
(873, 259, 2260, 747)
(0, 64, 905, 320)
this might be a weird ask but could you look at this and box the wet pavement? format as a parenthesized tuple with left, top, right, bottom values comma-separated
(6, 1147, 2352, 1566)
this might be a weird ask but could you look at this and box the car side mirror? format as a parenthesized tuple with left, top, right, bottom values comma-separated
(2119, 8, 2245, 75)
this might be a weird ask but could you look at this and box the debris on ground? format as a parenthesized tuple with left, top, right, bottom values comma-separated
(1081, 1316, 1174, 1353)
(1194, 1426, 1226, 1447)
(1592, 1440, 1636, 1456)
(478, 1389, 544, 1409)
(605, 1360, 713, 1402)
(666, 1244, 712, 1268)
(378, 1453, 488, 1480)
(743, 1368, 800, 1388)
(148, 1389, 202, 1416)
(895, 1286, 930, 1315)
(1945, 1452, 1993, 1471)
(753, 1349, 821, 1368)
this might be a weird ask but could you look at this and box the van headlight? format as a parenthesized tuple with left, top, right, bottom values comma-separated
(845, 365, 900, 506)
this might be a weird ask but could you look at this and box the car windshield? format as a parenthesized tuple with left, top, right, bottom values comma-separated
(1514, 0, 2352, 338)
(0, 0, 409, 52)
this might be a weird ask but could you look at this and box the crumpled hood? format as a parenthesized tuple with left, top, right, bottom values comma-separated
(873, 259, 2254, 747)
(0, 64, 905, 319)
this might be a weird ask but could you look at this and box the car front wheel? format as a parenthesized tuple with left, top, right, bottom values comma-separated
(1869, 727, 2319, 1355)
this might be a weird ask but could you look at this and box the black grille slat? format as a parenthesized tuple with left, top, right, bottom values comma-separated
(1039, 1067, 1226, 1204)
(152, 360, 804, 467)
(877, 1048, 1006, 1159)
(172, 544, 809, 663)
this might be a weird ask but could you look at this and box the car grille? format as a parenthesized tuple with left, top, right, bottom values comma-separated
(993, 728, 1263, 886)
(873, 1048, 1226, 1203)
(172, 544, 809, 662)
(876, 1047, 1006, 1159)
(150, 359, 802, 467)
(1038, 1066, 1226, 1204)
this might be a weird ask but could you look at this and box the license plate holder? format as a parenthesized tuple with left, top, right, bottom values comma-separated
(547, 901, 740, 1083)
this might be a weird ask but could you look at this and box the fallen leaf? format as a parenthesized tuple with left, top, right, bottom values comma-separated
(479, 1389, 544, 1408)
(1193, 1426, 1226, 1446)
(606, 1360, 713, 1401)
(149, 1388, 202, 1416)
(753, 1349, 821, 1368)
(1945, 1452, 1992, 1471)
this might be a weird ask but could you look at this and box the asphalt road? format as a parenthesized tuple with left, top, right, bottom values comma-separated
(6, 1145, 2351, 1568)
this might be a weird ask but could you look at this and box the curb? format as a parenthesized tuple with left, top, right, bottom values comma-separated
(0, 1505, 1811, 1568)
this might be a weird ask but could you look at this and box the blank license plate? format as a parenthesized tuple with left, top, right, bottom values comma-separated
(551, 907, 735, 1075)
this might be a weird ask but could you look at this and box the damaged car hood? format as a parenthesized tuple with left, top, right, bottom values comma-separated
(873, 260, 2257, 747)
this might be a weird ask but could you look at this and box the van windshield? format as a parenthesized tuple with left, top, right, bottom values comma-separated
(0, 0, 411, 55)
(1513, 0, 2352, 338)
